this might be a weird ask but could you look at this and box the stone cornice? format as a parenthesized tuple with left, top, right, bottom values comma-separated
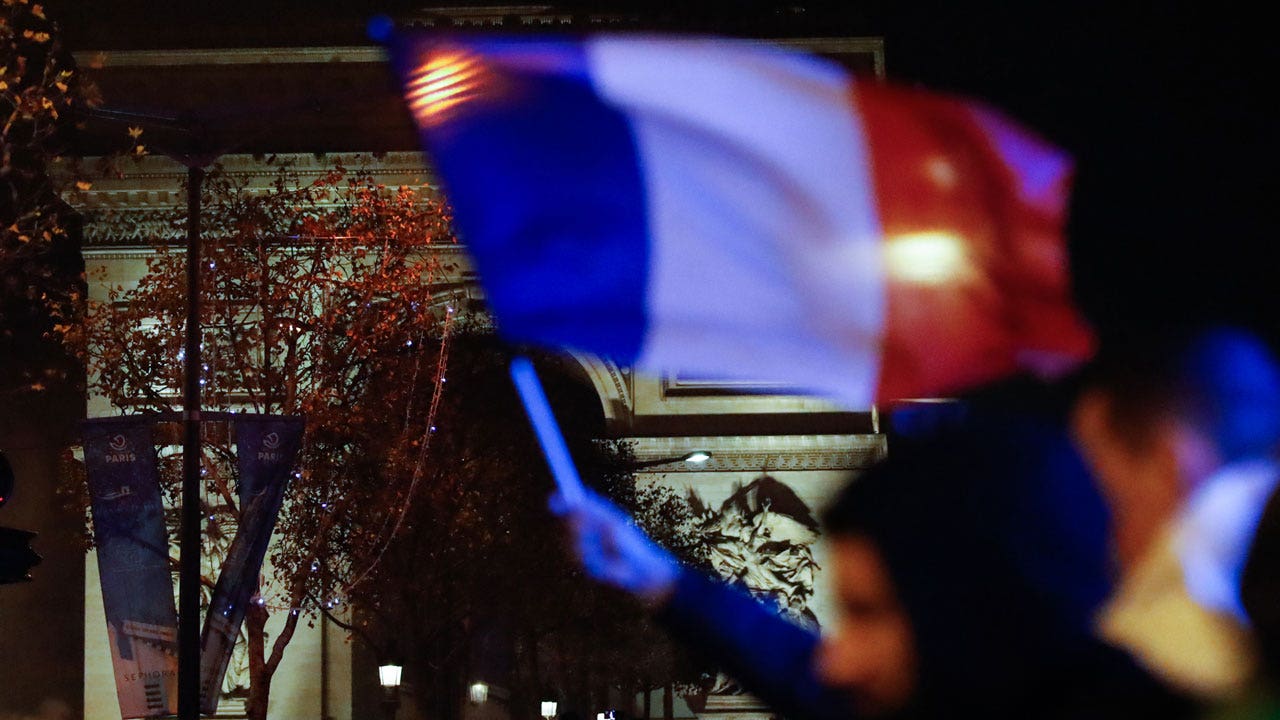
(775, 37, 886, 77)
(81, 243, 469, 260)
(74, 46, 389, 68)
(625, 434, 885, 473)
(66, 152, 438, 245)
(74, 36, 883, 74)
(404, 6, 635, 28)
(68, 151, 432, 185)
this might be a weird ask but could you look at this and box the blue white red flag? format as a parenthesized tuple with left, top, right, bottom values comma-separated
(388, 35, 1094, 406)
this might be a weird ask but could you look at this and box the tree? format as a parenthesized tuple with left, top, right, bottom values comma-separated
(3, 0, 139, 437)
(350, 331, 711, 720)
(80, 157, 459, 720)
(2, 0, 84, 431)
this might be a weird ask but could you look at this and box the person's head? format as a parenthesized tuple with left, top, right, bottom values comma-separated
(1071, 327, 1280, 566)
(813, 422, 1113, 718)
(811, 531, 916, 717)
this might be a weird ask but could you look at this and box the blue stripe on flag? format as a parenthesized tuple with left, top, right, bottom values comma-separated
(412, 39, 650, 363)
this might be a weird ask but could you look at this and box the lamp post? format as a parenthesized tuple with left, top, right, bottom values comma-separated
(77, 105, 221, 720)
(469, 682, 489, 704)
(379, 663, 403, 720)
(541, 700, 558, 720)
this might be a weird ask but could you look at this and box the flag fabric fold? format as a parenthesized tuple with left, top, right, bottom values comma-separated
(389, 34, 1094, 406)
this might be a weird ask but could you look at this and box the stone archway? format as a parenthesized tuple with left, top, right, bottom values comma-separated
(563, 352, 634, 436)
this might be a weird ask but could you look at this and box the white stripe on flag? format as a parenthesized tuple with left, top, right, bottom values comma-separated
(586, 37, 885, 407)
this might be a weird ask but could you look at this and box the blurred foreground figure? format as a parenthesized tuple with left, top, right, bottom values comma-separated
(1241, 482, 1280, 696)
(557, 327, 1280, 719)
(1074, 329, 1280, 702)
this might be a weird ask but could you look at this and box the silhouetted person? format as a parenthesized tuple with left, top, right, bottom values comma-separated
(556, 326, 1280, 718)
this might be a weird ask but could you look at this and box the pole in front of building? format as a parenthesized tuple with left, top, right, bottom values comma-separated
(178, 164, 206, 720)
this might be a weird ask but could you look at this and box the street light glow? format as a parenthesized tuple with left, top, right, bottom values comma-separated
(378, 664, 403, 689)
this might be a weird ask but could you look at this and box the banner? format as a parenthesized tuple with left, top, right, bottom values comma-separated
(199, 414, 304, 712)
(82, 417, 178, 718)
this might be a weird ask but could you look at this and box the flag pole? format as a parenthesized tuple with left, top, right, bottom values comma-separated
(509, 356, 586, 507)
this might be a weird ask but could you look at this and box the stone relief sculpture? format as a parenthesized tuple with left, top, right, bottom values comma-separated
(686, 474, 822, 695)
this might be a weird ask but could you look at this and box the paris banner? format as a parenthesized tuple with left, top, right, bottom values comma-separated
(83, 417, 178, 718)
(199, 414, 304, 712)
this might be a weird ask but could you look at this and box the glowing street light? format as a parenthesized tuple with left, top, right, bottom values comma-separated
(379, 663, 403, 689)
(628, 451, 714, 471)
(379, 663, 403, 719)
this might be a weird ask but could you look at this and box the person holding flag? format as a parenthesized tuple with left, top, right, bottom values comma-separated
(553, 327, 1280, 719)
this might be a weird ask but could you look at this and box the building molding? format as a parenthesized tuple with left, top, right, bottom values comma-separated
(775, 37, 886, 77)
(73, 36, 883, 75)
(565, 352, 633, 430)
(74, 46, 390, 68)
(626, 434, 885, 473)
(67, 152, 439, 245)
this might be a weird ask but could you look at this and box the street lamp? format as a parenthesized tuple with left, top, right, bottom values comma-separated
(469, 682, 489, 704)
(628, 451, 713, 470)
(541, 700, 558, 720)
(379, 663, 403, 719)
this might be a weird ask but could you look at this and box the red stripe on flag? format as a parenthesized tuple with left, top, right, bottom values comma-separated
(854, 82, 1095, 402)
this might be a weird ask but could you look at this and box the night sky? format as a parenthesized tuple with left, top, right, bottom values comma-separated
(50, 1, 1279, 345)
(847, 4, 1278, 347)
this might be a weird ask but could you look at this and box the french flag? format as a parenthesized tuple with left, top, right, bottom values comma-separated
(388, 34, 1095, 407)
